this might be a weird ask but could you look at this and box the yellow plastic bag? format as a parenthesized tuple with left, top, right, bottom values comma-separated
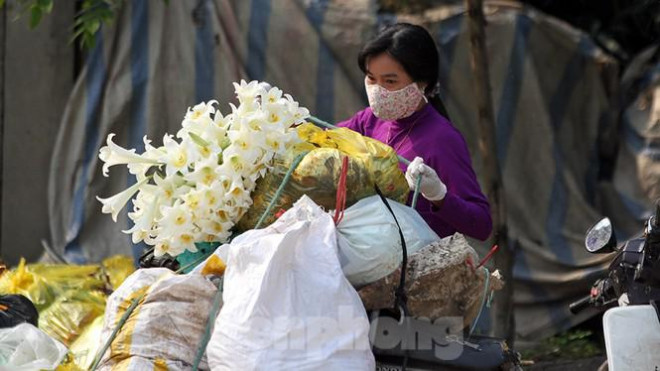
(38, 290, 106, 347)
(56, 315, 105, 370)
(0, 259, 105, 311)
(237, 123, 409, 230)
(101, 255, 136, 290)
(0, 255, 136, 370)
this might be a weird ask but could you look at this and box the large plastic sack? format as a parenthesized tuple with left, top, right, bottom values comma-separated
(97, 268, 218, 371)
(0, 322, 68, 371)
(337, 195, 441, 287)
(208, 195, 374, 371)
(358, 234, 504, 328)
(237, 123, 408, 230)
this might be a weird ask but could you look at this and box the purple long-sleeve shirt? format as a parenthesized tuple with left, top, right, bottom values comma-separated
(337, 103, 493, 241)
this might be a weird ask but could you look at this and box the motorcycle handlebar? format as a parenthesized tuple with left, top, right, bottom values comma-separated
(569, 295, 592, 314)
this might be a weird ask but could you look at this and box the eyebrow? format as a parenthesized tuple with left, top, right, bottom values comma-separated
(366, 70, 399, 78)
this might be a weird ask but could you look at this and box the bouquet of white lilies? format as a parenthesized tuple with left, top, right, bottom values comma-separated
(97, 80, 309, 258)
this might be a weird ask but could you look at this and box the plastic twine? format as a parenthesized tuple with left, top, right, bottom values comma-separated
(254, 151, 309, 229)
(469, 267, 491, 337)
(333, 156, 349, 224)
(411, 174, 422, 209)
(90, 296, 143, 370)
(192, 277, 224, 370)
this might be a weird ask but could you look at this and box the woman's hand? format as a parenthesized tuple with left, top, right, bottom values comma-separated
(405, 157, 447, 202)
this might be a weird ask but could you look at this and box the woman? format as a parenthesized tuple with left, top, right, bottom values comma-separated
(337, 23, 493, 241)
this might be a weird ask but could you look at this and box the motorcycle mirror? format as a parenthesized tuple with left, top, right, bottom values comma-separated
(585, 217, 617, 253)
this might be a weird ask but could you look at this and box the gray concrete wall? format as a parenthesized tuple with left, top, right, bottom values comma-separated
(1, 3, 75, 265)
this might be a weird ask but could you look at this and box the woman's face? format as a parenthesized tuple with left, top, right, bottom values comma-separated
(365, 52, 419, 91)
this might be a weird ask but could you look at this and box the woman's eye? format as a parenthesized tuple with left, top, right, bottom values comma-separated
(367, 76, 376, 82)
(386, 79, 396, 84)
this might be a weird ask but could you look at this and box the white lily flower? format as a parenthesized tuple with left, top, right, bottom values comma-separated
(184, 100, 217, 122)
(201, 121, 228, 149)
(98, 134, 161, 177)
(185, 156, 220, 186)
(158, 200, 196, 239)
(181, 188, 209, 219)
(218, 151, 255, 176)
(228, 100, 259, 122)
(198, 219, 233, 241)
(262, 86, 283, 106)
(243, 111, 269, 132)
(152, 173, 189, 205)
(263, 103, 294, 128)
(233, 80, 264, 104)
(201, 183, 224, 210)
(179, 104, 216, 140)
(98, 82, 312, 257)
(160, 134, 193, 176)
(123, 194, 160, 243)
(187, 133, 222, 162)
(284, 94, 310, 124)
(96, 177, 149, 222)
(214, 110, 232, 129)
(154, 237, 186, 258)
(175, 233, 199, 254)
(264, 131, 289, 155)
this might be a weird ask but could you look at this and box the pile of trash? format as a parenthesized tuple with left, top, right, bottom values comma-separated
(0, 81, 501, 370)
(0, 256, 135, 370)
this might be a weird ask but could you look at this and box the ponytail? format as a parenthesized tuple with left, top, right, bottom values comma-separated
(428, 95, 451, 122)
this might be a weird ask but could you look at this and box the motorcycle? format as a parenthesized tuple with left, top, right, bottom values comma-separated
(370, 309, 522, 370)
(570, 202, 660, 370)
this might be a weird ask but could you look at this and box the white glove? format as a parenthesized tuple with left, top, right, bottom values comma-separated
(405, 156, 447, 201)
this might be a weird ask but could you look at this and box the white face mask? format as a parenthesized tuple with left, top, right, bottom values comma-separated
(365, 81, 427, 121)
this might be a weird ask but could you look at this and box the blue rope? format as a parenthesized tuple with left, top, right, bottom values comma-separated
(469, 267, 491, 337)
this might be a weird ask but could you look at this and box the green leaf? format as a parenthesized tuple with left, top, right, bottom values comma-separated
(82, 32, 96, 49)
(29, 6, 43, 29)
(37, 0, 53, 13)
(189, 132, 211, 147)
(220, 137, 231, 150)
(86, 19, 101, 34)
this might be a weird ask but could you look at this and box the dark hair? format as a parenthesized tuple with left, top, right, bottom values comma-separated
(358, 23, 450, 120)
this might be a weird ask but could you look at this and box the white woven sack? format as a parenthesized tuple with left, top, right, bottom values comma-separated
(208, 195, 374, 371)
(98, 268, 218, 370)
(336, 195, 440, 287)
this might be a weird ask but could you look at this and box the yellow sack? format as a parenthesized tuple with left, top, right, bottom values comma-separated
(0, 259, 105, 311)
(237, 123, 409, 230)
(97, 269, 219, 370)
(38, 290, 106, 347)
